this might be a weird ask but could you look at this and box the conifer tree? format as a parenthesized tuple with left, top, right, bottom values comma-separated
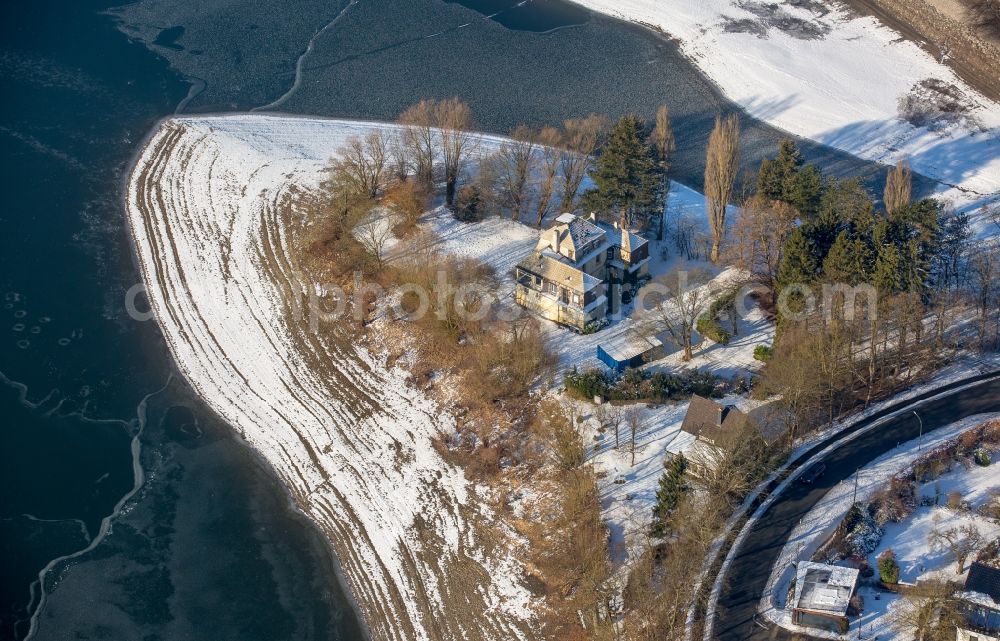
(789, 164, 824, 220)
(873, 243, 904, 294)
(651, 454, 688, 537)
(581, 115, 659, 228)
(819, 178, 875, 234)
(778, 228, 818, 287)
(757, 138, 802, 201)
(822, 231, 872, 285)
(823, 231, 858, 284)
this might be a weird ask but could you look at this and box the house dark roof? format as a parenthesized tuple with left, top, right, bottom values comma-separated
(680, 394, 750, 446)
(966, 563, 1000, 603)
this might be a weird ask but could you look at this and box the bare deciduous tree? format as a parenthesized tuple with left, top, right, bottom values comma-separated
(971, 246, 1000, 349)
(890, 580, 961, 641)
(639, 268, 715, 361)
(987, 203, 1000, 234)
(650, 104, 676, 241)
(884, 158, 912, 217)
(388, 130, 411, 183)
(704, 115, 740, 264)
(607, 403, 624, 450)
(494, 125, 536, 221)
(356, 210, 392, 269)
(399, 100, 437, 187)
(559, 114, 606, 212)
(330, 131, 389, 200)
(929, 523, 984, 573)
(537, 400, 586, 471)
(435, 97, 476, 207)
(729, 195, 797, 289)
(534, 125, 561, 227)
(627, 406, 641, 467)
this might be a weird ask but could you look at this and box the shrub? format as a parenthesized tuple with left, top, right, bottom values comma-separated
(697, 315, 731, 345)
(983, 420, 1000, 446)
(452, 185, 484, 222)
(878, 550, 900, 584)
(582, 318, 610, 335)
(960, 428, 981, 453)
(564, 367, 610, 400)
(385, 180, 430, 236)
(874, 480, 916, 525)
(975, 448, 991, 467)
(753, 344, 774, 362)
(567, 367, 723, 404)
(843, 504, 884, 556)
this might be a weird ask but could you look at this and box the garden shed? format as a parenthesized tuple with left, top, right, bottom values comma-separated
(596, 334, 663, 372)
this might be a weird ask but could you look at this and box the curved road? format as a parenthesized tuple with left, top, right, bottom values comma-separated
(713, 372, 1000, 641)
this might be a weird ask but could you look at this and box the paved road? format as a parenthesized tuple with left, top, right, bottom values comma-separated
(713, 372, 1000, 641)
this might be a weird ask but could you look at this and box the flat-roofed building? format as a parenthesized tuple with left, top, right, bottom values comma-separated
(791, 562, 859, 634)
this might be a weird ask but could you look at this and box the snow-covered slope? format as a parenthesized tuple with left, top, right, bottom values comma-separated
(573, 0, 1000, 207)
(126, 114, 537, 641)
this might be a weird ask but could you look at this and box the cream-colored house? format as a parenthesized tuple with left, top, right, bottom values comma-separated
(514, 213, 649, 331)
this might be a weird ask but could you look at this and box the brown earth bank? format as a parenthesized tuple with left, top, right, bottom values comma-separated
(840, 0, 1000, 102)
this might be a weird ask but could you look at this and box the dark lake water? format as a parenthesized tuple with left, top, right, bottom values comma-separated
(445, 0, 590, 31)
(0, 1, 363, 639)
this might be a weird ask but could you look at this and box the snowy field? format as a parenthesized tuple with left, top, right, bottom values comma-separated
(760, 413, 1000, 640)
(126, 114, 541, 641)
(573, 0, 1000, 213)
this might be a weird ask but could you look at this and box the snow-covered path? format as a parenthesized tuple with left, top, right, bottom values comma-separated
(126, 114, 537, 641)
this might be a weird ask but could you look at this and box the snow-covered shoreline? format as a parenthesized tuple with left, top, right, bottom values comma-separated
(571, 0, 1000, 212)
(125, 114, 539, 641)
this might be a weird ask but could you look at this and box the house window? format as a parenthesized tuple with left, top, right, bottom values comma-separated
(572, 293, 580, 306)
(547, 281, 557, 294)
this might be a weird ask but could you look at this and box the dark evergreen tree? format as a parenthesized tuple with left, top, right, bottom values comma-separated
(873, 243, 904, 294)
(935, 212, 970, 289)
(651, 453, 688, 537)
(788, 164, 824, 220)
(757, 138, 802, 201)
(819, 178, 875, 236)
(823, 231, 864, 285)
(581, 115, 659, 228)
(778, 228, 818, 287)
(893, 199, 942, 295)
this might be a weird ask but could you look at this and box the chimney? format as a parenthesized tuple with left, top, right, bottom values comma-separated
(589, 212, 597, 222)
(551, 229, 560, 255)
(716, 405, 724, 427)
(613, 220, 619, 231)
